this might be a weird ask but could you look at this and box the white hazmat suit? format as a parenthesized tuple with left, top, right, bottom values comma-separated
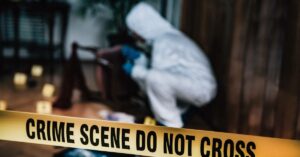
(126, 3, 217, 128)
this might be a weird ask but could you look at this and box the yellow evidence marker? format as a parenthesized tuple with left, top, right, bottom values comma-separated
(42, 83, 55, 98)
(0, 100, 7, 110)
(31, 65, 43, 77)
(14, 73, 27, 87)
(143, 116, 156, 126)
(36, 101, 52, 114)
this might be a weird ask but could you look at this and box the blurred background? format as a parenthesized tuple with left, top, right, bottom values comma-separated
(0, 0, 300, 156)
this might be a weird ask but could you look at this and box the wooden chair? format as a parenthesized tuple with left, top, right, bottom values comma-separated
(53, 42, 139, 109)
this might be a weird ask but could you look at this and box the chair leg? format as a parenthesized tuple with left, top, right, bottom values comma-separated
(52, 55, 75, 109)
(53, 43, 79, 109)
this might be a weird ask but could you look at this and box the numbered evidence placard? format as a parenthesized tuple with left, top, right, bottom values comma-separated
(0, 110, 299, 157)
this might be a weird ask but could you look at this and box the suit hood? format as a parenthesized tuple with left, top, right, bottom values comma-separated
(126, 2, 176, 41)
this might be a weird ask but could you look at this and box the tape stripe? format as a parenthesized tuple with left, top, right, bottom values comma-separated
(0, 110, 299, 157)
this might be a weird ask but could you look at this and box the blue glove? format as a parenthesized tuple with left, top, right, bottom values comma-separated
(121, 45, 141, 60)
(122, 60, 133, 75)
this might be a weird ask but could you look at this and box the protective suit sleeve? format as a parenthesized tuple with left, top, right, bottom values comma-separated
(131, 54, 149, 91)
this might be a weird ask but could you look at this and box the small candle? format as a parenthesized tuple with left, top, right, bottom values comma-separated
(14, 73, 27, 86)
(31, 65, 43, 77)
(36, 101, 52, 114)
(0, 100, 7, 110)
(42, 83, 55, 98)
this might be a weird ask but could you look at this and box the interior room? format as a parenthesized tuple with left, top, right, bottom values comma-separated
(0, 0, 299, 156)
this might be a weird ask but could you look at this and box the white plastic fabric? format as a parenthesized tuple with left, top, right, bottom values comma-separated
(126, 2, 217, 128)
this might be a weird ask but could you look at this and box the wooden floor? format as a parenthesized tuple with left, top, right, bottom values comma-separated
(0, 63, 211, 157)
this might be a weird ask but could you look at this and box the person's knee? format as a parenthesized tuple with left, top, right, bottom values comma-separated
(145, 70, 165, 89)
(194, 83, 217, 106)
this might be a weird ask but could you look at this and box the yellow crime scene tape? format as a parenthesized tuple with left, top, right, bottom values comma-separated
(0, 110, 300, 157)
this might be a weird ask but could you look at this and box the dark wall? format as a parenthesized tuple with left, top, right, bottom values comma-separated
(181, 0, 300, 139)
